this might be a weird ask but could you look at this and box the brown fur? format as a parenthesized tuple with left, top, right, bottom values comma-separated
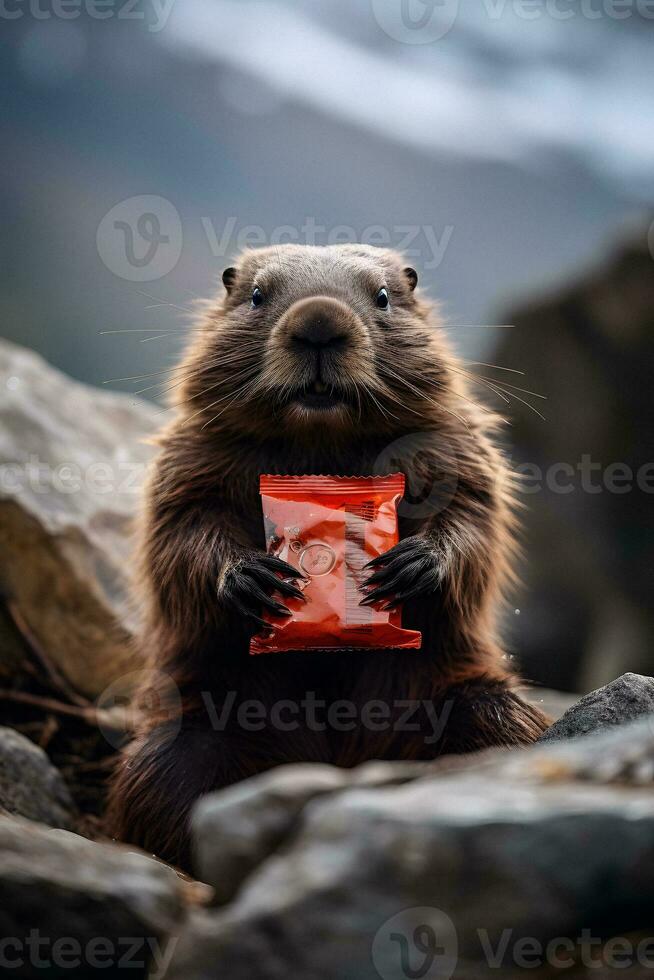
(107, 244, 549, 870)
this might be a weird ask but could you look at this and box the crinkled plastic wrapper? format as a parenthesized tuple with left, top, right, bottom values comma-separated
(250, 474, 422, 655)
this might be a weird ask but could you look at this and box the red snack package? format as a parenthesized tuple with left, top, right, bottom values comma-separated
(250, 475, 422, 655)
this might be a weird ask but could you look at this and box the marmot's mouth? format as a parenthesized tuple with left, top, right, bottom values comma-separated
(294, 381, 344, 409)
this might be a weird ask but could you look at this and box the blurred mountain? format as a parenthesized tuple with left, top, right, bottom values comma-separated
(1, 3, 652, 395)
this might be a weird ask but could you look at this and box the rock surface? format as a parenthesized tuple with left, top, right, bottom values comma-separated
(0, 814, 187, 979)
(191, 690, 575, 903)
(539, 672, 654, 743)
(0, 339, 159, 697)
(0, 726, 76, 829)
(169, 719, 654, 979)
(496, 231, 654, 693)
(193, 761, 428, 905)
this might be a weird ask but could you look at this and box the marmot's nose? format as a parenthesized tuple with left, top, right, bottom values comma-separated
(286, 297, 352, 351)
(292, 319, 347, 350)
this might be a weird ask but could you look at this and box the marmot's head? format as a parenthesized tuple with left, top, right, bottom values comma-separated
(176, 244, 465, 440)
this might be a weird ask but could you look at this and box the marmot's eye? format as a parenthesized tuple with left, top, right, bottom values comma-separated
(376, 287, 390, 310)
(251, 287, 264, 308)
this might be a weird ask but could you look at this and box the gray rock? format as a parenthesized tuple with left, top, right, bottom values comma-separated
(539, 672, 654, 743)
(167, 721, 654, 979)
(193, 761, 428, 904)
(515, 716, 654, 785)
(0, 339, 159, 697)
(193, 765, 348, 905)
(192, 694, 649, 910)
(0, 727, 76, 829)
(0, 814, 186, 978)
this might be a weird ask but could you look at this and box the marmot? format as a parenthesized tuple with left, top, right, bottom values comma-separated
(107, 244, 550, 869)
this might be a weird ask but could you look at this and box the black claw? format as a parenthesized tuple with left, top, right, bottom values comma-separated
(232, 597, 264, 627)
(363, 567, 389, 586)
(249, 615, 278, 634)
(231, 596, 246, 617)
(260, 555, 307, 580)
(394, 584, 424, 603)
(247, 565, 285, 590)
(277, 580, 307, 601)
(365, 542, 416, 570)
(262, 594, 289, 616)
(246, 566, 306, 601)
(359, 538, 443, 608)
(222, 550, 307, 630)
(360, 588, 387, 607)
(367, 536, 432, 566)
(363, 561, 424, 600)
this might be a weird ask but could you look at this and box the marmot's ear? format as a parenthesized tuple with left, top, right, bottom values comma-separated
(403, 267, 418, 291)
(222, 267, 237, 293)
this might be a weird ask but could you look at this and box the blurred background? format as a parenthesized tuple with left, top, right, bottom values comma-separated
(1, 0, 653, 694)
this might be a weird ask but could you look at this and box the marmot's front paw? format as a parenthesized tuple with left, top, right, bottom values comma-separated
(219, 553, 306, 632)
(360, 535, 444, 609)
